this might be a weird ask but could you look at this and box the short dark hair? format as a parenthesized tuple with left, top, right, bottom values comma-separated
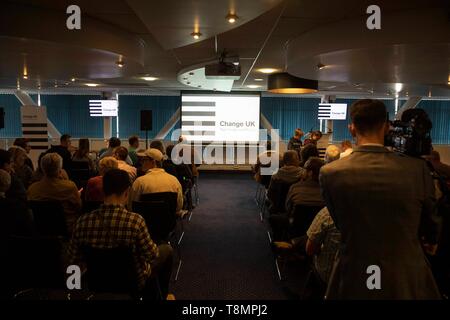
(0, 149, 12, 168)
(166, 144, 174, 159)
(150, 140, 165, 154)
(350, 99, 387, 134)
(109, 137, 121, 148)
(114, 146, 129, 161)
(13, 138, 29, 149)
(60, 134, 71, 144)
(304, 157, 324, 181)
(300, 144, 319, 167)
(103, 169, 131, 197)
(128, 135, 139, 147)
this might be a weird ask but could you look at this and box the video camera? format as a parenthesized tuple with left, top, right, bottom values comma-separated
(384, 108, 432, 157)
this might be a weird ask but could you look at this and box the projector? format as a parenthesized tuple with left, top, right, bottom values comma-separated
(205, 62, 241, 80)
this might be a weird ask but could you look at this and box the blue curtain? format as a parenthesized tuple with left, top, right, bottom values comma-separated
(118, 95, 180, 140)
(261, 97, 320, 140)
(0, 94, 22, 137)
(40, 94, 104, 138)
(417, 100, 450, 145)
(332, 98, 396, 142)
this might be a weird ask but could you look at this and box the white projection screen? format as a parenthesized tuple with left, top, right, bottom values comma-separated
(181, 93, 260, 143)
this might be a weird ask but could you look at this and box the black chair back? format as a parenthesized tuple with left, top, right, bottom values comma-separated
(291, 205, 324, 237)
(132, 192, 177, 243)
(269, 180, 295, 214)
(29, 200, 68, 237)
(6, 236, 66, 292)
(81, 245, 139, 294)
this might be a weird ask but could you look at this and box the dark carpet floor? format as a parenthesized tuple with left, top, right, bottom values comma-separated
(171, 172, 308, 300)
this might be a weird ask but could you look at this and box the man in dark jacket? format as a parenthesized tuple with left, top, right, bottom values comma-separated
(47, 134, 73, 172)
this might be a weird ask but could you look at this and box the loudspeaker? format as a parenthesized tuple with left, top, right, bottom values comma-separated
(0, 108, 4, 129)
(140, 110, 152, 131)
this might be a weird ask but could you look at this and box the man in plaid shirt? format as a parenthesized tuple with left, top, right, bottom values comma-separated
(68, 169, 173, 298)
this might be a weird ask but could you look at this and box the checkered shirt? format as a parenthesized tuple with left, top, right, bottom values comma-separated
(67, 204, 159, 289)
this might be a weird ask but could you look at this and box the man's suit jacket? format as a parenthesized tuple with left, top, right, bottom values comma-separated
(320, 145, 441, 299)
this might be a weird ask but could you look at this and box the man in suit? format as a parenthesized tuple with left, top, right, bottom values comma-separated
(320, 99, 441, 299)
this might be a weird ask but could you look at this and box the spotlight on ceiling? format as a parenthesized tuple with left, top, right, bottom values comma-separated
(226, 13, 238, 24)
(23, 75, 28, 80)
(116, 60, 125, 68)
(85, 83, 100, 87)
(141, 76, 158, 81)
(247, 85, 260, 89)
(258, 68, 278, 74)
(254, 78, 264, 82)
(71, 77, 76, 82)
(268, 72, 318, 94)
(191, 32, 202, 40)
(317, 63, 325, 70)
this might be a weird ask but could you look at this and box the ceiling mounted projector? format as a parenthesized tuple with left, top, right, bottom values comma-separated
(205, 50, 241, 80)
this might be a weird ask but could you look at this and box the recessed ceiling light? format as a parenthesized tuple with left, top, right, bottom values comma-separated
(254, 78, 264, 81)
(191, 32, 202, 39)
(187, 81, 191, 85)
(116, 61, 125, 68)
(85, 83, 100, 87)
(226, 13, 238, 24)
(23, 75, 28, 80)
(189, 72, 194, 76)
(247, 85, 260, 89)
(258, 68, 278, 74)
(197, 85, 202, 88)
(317, 63, 326, 70)
(71, 77, 76, 82)
(141, 76, 158, 81)
(395, 83, 403, 93)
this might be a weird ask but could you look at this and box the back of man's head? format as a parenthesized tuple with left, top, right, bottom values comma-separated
(283, 150, 300, 166)
(325, 145, 340, 163)
(103, 169, 131, 197)
(41, 153, 62, 178)
(128, 135, 139, 148)
(14, 138, 29, 149)
(150, 140, 165, 154)
(109, 137, 121, 148)
(0, 149, 11, 169)
(114, 146, 129, 161)
(60, 134, 71, 146)
(0, 169, 11, 195)
(350, 99, 387, 135)
(300, 144, 319, 166)
(304, 157, 324, 181)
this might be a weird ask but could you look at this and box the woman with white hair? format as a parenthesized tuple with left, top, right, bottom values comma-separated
(27, 153, 81, 234)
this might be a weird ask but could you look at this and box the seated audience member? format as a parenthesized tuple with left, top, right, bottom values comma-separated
(47, 134, 73, 172)
(285, 157, 325, 215)
(114, 146, 137, 183)
(72, 138, 96, 172)
(429, 150, 450, 181)
(325, 145, 341, 164)
(99, 137, 132, 165)
(8, 146, 33, 189)
(13, 138, 34, 170)
(31, 151, 69, 183)
(300, 143, 320, 167)
(340, 140, 353, 158)
(68, 169, 173, 299)
(288, 128, 304, 155)
(27, 153, 82, 234)
(128, 135, 140, 166)
(254, 141, 283, 187)
(150, 140, 165, 155)
(0, 149, 26, 203)
(0, 169, 32, 239)
(164, 144, 193, 186)
(128, 148, 183, 215)
(320, 99, 440, 299)
(85, 157, 118, 202)
(267, 151, 303, 214)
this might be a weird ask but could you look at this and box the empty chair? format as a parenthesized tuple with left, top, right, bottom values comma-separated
(29, 200, 68, 237)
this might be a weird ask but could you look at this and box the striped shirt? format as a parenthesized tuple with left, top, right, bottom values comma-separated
(67, 204, 158, 289)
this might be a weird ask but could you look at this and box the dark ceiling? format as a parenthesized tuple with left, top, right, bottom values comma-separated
(0, 0, 449, 98)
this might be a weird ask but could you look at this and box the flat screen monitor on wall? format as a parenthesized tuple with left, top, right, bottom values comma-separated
(318, 103, 347, 120)
(89, 100, 118, 117)
(181, 93, 260, 143)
